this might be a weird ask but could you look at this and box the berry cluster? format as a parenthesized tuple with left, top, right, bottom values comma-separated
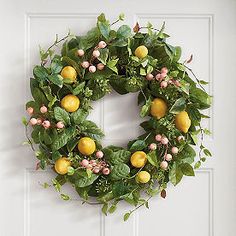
(80, 151, 110, 175)
(78, 41, 107, 73)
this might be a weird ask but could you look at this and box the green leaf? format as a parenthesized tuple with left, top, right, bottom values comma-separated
(31, 86, 48, 106)
(176, 144, 196, 164)
(52, 127, 76, 150)
(124, 212, 131, 221)
(42, 129, 52, 145)
(169, 163, 183, 186)
(98, 48, 109, 65)
(73, 82, 85, 95)
(110, 163, 130, 180)
(199, 80, 209, 85)
(102, 203, 108, 215)
(203, 148, 212, 157)
(51, 58, 63, 74)
(80, 120, 104, 141)
(54, 107, 70, 125)
(129, 140, 146, 151)
(22, 117, 28, 126)
(60, 193, 70, 201)
(169, 97, 186, 114)
(147, 151, 158, 167)
(119, 13, 125, 21)
(190, 87, 212, 110)
(180, 163, 195, 176)
(173, 46, 182, 62)
(71, 109, 89, 125)
(98, 21, 110, 39)
(33, 66, 48, 80)
(117, 25, 131, 38)
(48, 74, 63, 87)
(107, 59, 119, 74)
(108, 204, 117, 214)
(75, 174, 99, 187)
(110, 150, 131, 165)
(194, 161, 201, 169)
(140, 97, 151, 117)
(67, 138, 78, 152)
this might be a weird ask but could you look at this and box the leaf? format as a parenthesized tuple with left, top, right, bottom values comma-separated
(80, 120, 104, 141)
(124, 212, 131, 221)
(98, 48, 109, 65)
(203, 148, 212, 157)
(51, 57, 63, 74)
(73, 82, 85, 95)
(108, 204, 117, 214)
(75, 174, 99, 187)
(110, 150, 131, 165)
(60, 193, 70, 201)
(22, 117, 28, 126)
(129, 140, 146, 151)
(169, 163, 183, 186)
(48, 74, 63, 87)
(194, 161, 201, 169)
(54, 107, 70, 125)
(33, 66, 48, 80)
(140, 97, 151, 118)
(107, 59, 119, 74)
(102, 203, 108, 216)
(161, 189, 166, 199)
(67, 138, 78, 152)
(52, 127, 76, 150)
(190, 87, 212, 110)
(173, 46, 182, 62)
(71, 109, 89, 125)
(169, 98, 186, 114)
(117, 25, 131, 38)
(97, 21, 110, 39)
(180, 163, 195, 176)
(110, 163, 130, 180)
(31, 87, 48, 106)
(176, 144, 196, 164)
(147, 151, 158, 167)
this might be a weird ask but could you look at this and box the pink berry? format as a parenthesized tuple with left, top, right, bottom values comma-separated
(171, 147, 179, 154)
(160, 161, 168, 170)
(89, 65, 96, 73)
(149, 143, 157, 151)
(165, 154, 173, 161)
(42, 120, 50, 129)
(27, 107, 34, 115)
(93, 167, 100, 174)
(40, 105, 47, 114)
(37, 118, 43, 125)
(155, 134, 162, 142)
(177, 136, 185, 142)
(96, 151, 104, 158)
(81, 159, 89, 167)
(81, 61, 90, 69)
(161, 67, 168, 74)
(86, 164, 92, 170)
(146, 73, 154, 81)
(98, 41, 107, 49)
(174, 80, 181, 87)
(160, 81, 168, 88)
(92, 50, 100, 58)
(155, 73, 161, 81)
(102, 168, 110, 175)
(77, 49, 84, 57)
(160, 72, 167, 79)
(168, 79, 173, 84)
(56, 121, 64, 129)
(161, 137, 169, 145)
(97, 63, 105, 70)
(30, 118, 37, 126)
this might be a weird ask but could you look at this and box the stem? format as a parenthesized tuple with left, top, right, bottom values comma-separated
(25, 125, 35, 152)
(139, 26, 160, 32)
(110, 19, 120, 26)
(130, 196, 152, 214)
(139, 87, 147, 102)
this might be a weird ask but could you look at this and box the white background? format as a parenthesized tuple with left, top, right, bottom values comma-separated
(0, 0, 236, 235)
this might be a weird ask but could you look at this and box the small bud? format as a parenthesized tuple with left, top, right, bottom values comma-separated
(92, 50, 100, 58)
(160, 161, 168, 170)
(37, 118, 43, 125)
(177, 136, 185, 142)
(161, 137, 169, 145)
(97, 63, 105, 70)
(42, 120, 50, 129)
(160, 81, 168, 88)
(27, 107, 34, 115)
(155, 134, 162, 142)
(149, 143, 157, 151)
(81, 159, 89, 167)
(89, 65, 96, 73)
(102, 168, 110, 175)
(165, 154, 173, 161)
(171, 147, 179, 154)
(93, 167, 100, 174)
(30, 118, 37, 125)
(77, 49, 84, 57)
(146, 73, 154, 81)
(98, 41, 107, 49)
(56, 121, 64, 129)
(161, 67, 168, 74)
(96, 151, 104, 159)
(81, 61, 90, 69)
(40, 105, 47, 114)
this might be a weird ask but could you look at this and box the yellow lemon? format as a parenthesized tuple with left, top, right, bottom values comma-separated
(150, 98, 167, 119)
(78, 137, 96, 156)
(175, 111, 191, 133)
(60, 66, 77, 82)
(54, 157, 71, 175)
(134, 45, 148, 59)
(61, 94, 80, 112)
(136, 171, 151, 183)
(130, 151, 147, 168)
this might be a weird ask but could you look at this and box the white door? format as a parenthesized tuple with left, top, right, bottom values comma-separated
(0, 0, 235, 235)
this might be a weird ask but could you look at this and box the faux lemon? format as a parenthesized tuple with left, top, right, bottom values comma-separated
(175, 111, 191, 133)
(60, 66, 77, 82)
(78, 137, 96, 156)
(61, 94, 80, 112)
(130, 151, 147, 168)
(134, 45, 148, 59)
(136, 171, 151, 183)
(150, 98, 167, 119)
(54, 157, 71, 175)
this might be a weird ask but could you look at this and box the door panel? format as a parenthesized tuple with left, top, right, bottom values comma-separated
(0, 0, 235, 235)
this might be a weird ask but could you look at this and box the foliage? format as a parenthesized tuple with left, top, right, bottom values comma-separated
(24, 13, 212, 221)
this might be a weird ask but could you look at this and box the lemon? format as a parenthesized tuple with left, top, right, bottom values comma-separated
(136, 171, 151, 183)
(78, 137, 96, 156)
(150, 98, 167, 119)
(60, 66, 77, 82)
(54, 157, 71, 175)
(130, 151, 147, 168)
(61, 94, 80, 112)
(175, 111, 191, 133)
(134, 45, 148, 59)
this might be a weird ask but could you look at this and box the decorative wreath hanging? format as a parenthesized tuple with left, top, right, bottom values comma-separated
(23, 13, 212, 220)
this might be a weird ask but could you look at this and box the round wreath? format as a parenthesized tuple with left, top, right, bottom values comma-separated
(23, 13, 212, 220)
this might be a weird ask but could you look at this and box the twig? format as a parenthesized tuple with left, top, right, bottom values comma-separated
(25, 125, 35, 152)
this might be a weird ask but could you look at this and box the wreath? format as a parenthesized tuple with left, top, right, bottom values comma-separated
(23, 13, 212, 221)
